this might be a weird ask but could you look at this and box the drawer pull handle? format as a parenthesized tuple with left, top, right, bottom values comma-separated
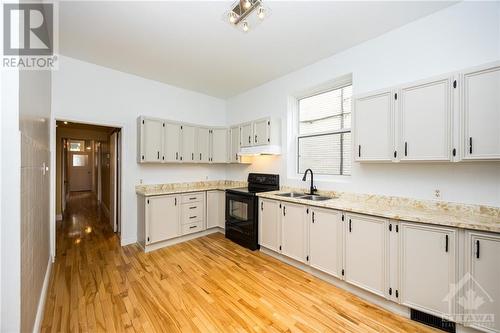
(189, 197, 197, 200)
(189, 206, 197, 210)
(189, 216, 197, 219)
(189, 225, 197, 229)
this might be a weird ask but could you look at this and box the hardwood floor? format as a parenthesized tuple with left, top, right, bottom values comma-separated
(42, 192, 436, 333)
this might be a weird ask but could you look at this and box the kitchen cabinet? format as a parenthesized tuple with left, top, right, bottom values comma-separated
(207, 190, 225, 229)
(354, 90, 395, 161)
(387, 221, 400, 303)
(138, 117, 163, 163)
(240, 123, 253, 148)
(258, 198, 281, 252)
(398, 75, 454, 161)
(462, 62, 500, 160)
(146, 194, 179, 244)
(197, 127, 210, 163)
(180, 192, 206, 235)
(281, 202, 308, 263)
(399, 223, 457, 318)
(211, 128, 229, 163)
(164, 122, 181, 162)
(309, 208, 344, 278)
(229, 126, 240, 163)
(253, 118, 270, 146)
(465, 231, 500, 332)
(181, 125, 196, 162)
(345, 213, 387, 297)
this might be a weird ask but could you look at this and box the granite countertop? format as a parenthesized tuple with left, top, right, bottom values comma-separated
(257, 189, 500, 233)
(136, 180, 247, 196)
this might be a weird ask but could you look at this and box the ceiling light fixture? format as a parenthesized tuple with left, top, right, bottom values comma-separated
(224, 0, 270, 33)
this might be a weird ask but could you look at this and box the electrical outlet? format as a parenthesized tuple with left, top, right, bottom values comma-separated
(139, 179, 143, 184)
(434, 189, 441, 199)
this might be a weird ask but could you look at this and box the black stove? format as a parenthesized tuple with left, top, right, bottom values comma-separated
(225, 173, 279, 250)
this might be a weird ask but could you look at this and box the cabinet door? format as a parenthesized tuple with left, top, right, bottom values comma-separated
(400, 223, 457, 318)
(354, 90, 394, 161)
(230, 126, 240, 163)
(399, 76, 453, 161)
(281, 202, 308, 263)
(240, 123, 253, 147)
(258, 199, 280, 252)
(197, 128, 210, 163)
(345, 214, 387, 297)
(181, 125, 196, 162)
(211, 129, 229, 163)
(309, 208, 343, 278)
(164, 122, 181, 162)
(146, 195, 179, 244)
(462, 63, 500, 160)
(141, 118, 163, 162)
(206, 191, 220, 229)
(253, 119, 270, 146)
(465, 231, 500, 332)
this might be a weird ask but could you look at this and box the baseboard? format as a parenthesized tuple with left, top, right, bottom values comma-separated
(55, 214, 62, 221)
(144, 228, 221, 253)
(120, 237, 137, 246)
(32, 257, 52, 333)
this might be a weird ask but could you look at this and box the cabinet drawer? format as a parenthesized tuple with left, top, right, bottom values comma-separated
(182, 221, 203, 235)
(181, 204, 203, 224)
(181, 192, 204, 204)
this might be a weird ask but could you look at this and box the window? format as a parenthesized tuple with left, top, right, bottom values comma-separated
(297, 84, 352, 176)
(69, 140, 85, 152)
(72, 154, 88, 167)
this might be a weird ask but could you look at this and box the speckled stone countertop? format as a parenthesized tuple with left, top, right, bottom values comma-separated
(257, 187, 500, 233)
(136, 180, 247, 196)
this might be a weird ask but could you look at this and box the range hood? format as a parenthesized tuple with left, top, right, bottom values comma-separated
(238, 145, 281, 156)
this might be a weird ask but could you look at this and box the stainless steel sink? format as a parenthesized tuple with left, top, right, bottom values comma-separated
(276, 192, 307, 198)
(301, 195, 333, 201)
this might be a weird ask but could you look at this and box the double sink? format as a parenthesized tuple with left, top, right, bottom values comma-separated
(276, 192, 333, 201)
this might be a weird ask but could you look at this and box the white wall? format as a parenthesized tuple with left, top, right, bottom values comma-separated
(52, 56, 231, 245)
(226, 1, 500, 207)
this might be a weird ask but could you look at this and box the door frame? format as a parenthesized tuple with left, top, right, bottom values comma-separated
(50, 117, 125, 262)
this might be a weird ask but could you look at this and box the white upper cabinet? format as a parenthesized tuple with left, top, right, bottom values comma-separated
(399, 223, 457, 318)
(197, 127, 210, 163)
(146, 194, 179, 244)
(240, 123, 253, 148)
(181, 125, 196, 162)
(258, 198, 281, 252)
(138, 117, 163, 163)
(229, 126, 240, 163)
(253, 118, 270, 146)
(210, 128, 229, 163)
(281, 202, 308, 263)
(462, 62, 500, 160)
(309, 208, 344, 279)
(164, 122, 181, 162)
(354, 90, 395, 161)
(345, 213, 387, 297)
(398, 75, 454, 161)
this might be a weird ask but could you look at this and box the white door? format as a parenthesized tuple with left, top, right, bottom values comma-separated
(465, 231, 500, 332)
(141, 118, 163, 162)
(253, 119, 270, 146)
(164, 122, 181, 162)
(281, 202, 308, 263)
(211, 129, 229, 163)
(110, 132, 117, 231)
(181, 125, 196, 162)
(240, 123, 253, 147)
(146, 195, 179, 244)
(354, 90, 395, 161)
(258, 199, 281, 252)
(197, 128, 210, 163)
(345, 213, 387, 297)
(206, 191, 225, 229)
(69, 151, 92, 191)
(399, 76, 453, 161)
(399, 223, 457, 318)
(230, 126, 240, 163)
(462, 63, 500, 160)
(309, 208, 343, 278)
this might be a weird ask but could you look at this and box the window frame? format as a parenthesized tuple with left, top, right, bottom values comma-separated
(296, 80, 353, 177)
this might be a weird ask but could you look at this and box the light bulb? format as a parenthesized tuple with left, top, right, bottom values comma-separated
(243, 0, 251, 10)
(242, 21, 249, 32)
(228, 12, 237, 24)
(257, 6, 265, 20)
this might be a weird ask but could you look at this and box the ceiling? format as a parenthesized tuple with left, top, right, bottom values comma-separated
(59, 1, 455, 98)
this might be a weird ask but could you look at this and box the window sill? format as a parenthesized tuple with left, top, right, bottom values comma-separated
(288, 174, 351, 185)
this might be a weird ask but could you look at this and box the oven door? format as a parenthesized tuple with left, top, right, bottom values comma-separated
(225, 192, 256, 242)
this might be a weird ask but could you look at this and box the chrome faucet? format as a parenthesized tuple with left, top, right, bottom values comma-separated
(302, 169, 317, 195)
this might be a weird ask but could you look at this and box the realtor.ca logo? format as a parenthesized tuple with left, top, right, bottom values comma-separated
(2, 2, 58, 69)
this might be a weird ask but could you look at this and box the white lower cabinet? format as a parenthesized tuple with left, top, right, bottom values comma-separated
(146, 194, 180, 244)
(207, 190, 225, 229)
(465, 231, 500, 333)
(345, 213, 388, 297)
(309, 208, 344, 278)
(258, 198, 281, 252)
(399, 223, 457, 318)
(180, 192, 206, 235)
(281, 202, 308, 263)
